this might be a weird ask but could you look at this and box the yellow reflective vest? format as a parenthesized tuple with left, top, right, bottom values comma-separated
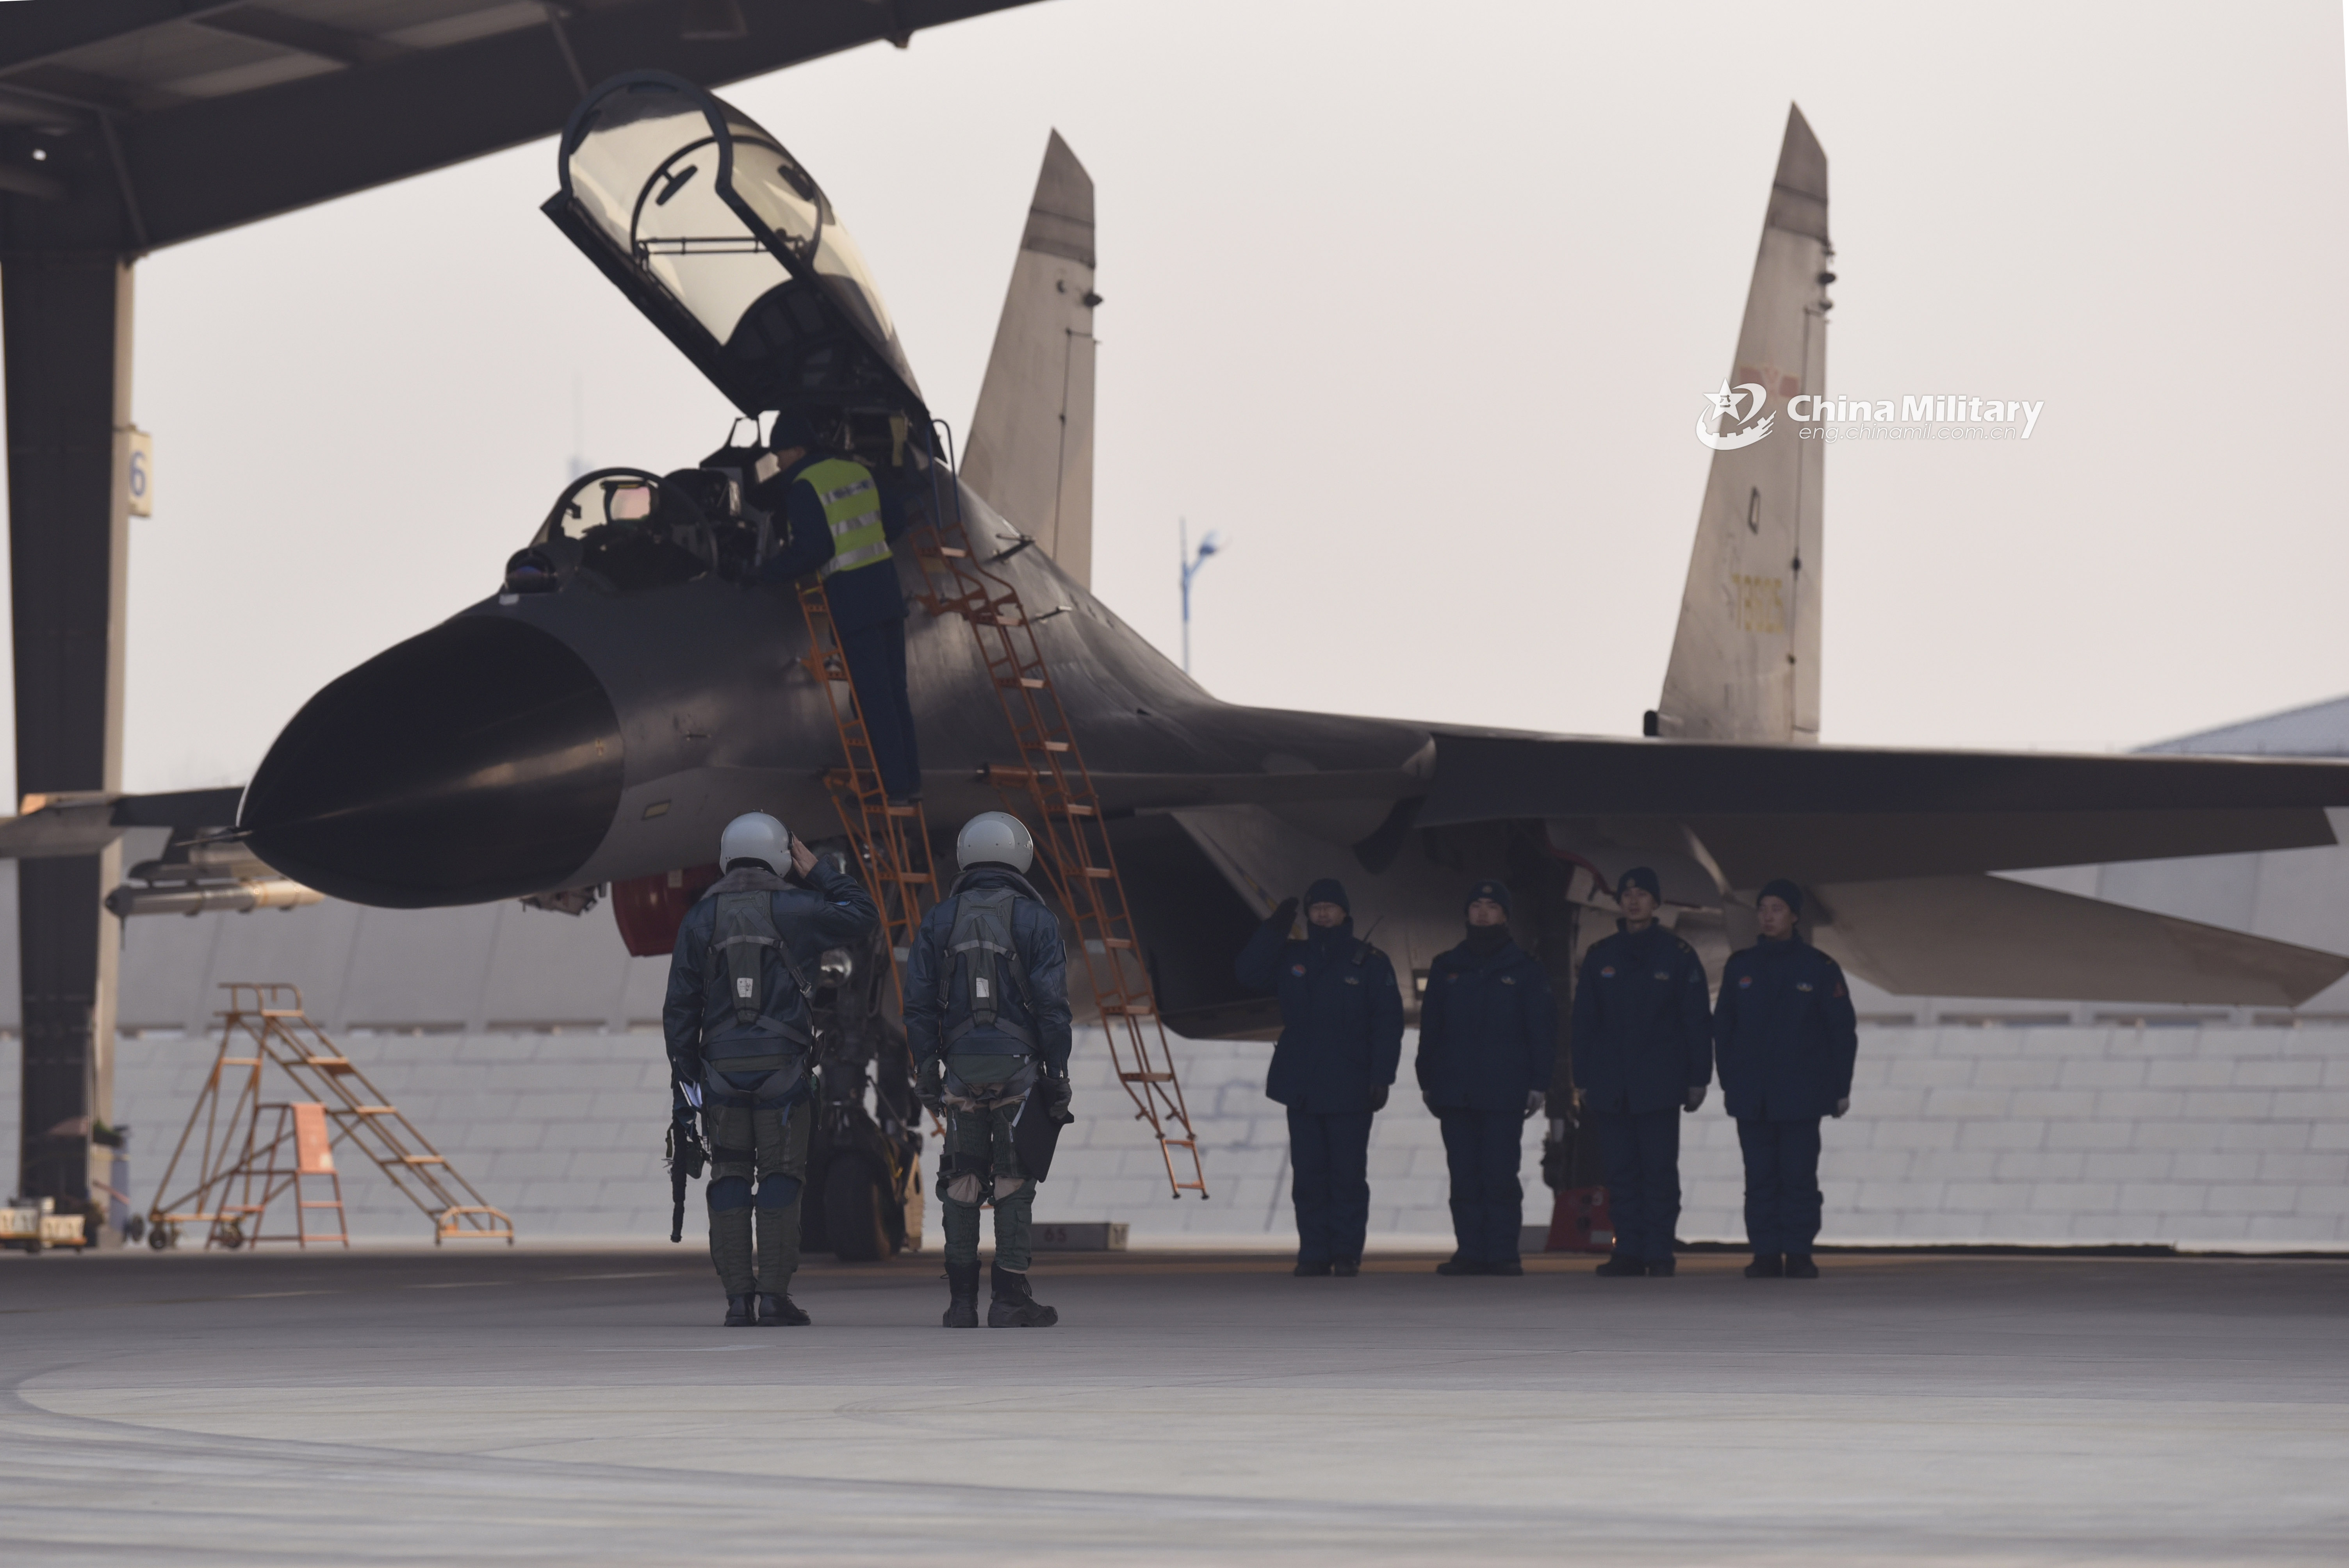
(798, 457, 891, 579)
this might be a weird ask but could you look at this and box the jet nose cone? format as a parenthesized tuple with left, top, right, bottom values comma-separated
(241, 615, 624, 907)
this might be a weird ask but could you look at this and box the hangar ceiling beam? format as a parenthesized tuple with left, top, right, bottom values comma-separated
(0, 0, 1038, 252)
(187, 9, 421, 70)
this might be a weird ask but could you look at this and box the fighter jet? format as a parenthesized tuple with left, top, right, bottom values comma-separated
(81, 79, 2349, 1032)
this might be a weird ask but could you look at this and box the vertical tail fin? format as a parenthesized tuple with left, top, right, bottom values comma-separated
(1653, 105, 1830, 743)
(963, 131, 1097, 588)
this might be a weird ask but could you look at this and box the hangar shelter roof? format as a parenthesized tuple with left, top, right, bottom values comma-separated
(0, 0, 1038, 251)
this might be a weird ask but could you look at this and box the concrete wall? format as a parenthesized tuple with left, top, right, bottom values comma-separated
(10, 1017, 2342, 1250)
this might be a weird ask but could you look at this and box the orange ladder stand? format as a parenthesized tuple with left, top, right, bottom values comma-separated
(907, 429, 1207, 1200)
(787, 433, 1207, 1200)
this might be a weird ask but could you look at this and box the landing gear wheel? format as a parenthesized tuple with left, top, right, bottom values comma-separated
(825, 1161, 893, 1262)
(214, 1218, 244, 1251)
(124, 1214, 146, 1245)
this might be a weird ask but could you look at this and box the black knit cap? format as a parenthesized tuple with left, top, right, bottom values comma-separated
(1616, 866, 1662, 900)
(1305, 877, 1349, 914)
(1465, 878, 1511, 916)
(1757, 878, 1804, 916)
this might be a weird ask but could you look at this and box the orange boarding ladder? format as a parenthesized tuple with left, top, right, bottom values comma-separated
(146, 984, 514, 1249)
(794, 581, 935, 1008)
(905, 434, 1207, 1200)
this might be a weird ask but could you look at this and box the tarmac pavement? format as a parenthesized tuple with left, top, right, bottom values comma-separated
(2, 1244, 2344, 1564)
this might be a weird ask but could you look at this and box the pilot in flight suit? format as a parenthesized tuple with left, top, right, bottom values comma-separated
(664, 812, 878, 1326)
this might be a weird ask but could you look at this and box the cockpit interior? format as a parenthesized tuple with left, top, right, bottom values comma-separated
(519, 73, 950, 607)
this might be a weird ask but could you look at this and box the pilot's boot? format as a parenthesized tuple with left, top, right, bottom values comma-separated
(942, 1259, 981, 1328)
(1745, 1253, 1786, 1279)
(757, 1292, 811, 1326)
(987, 1262, 1059, 1327)
(723, 1292, 758, 1327)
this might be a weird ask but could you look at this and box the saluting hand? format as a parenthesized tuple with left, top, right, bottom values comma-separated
(1269, 896, 1299, 932)
(788, 833, 819, 878)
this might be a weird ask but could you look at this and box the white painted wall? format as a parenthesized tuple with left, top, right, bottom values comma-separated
(11, 1019, 2340, 1251)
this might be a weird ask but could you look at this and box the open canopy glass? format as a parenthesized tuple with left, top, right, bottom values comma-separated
(545, 72, 921, 420)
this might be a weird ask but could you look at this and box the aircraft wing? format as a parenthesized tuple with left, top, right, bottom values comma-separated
(1412, 731, 2349, 885)
(1810, 873, 2349, 1007)
(0, 786, 243, 859)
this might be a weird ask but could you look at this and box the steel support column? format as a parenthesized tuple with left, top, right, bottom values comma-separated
(5, 254, 131, 1211)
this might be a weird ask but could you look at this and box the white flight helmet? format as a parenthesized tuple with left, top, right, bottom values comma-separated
(718, 811, 791, 874)
(956, 811, 1034, 874)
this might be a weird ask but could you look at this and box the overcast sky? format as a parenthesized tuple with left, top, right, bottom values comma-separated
(28, 0, 2349, 799)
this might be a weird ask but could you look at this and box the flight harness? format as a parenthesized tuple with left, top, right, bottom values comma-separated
(938, 886, 1042, 1104)
(935, 882, 1067, 1205)
(699, 889, 817, 1113)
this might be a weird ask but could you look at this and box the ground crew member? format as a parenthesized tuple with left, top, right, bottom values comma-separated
(1714, 880, 1858, 1279)
(1569, 866, 1713, 1278)
(664, 811, 879, 1326)
(904, 811, 1072, 1327)
(1235, 878, 1403, 1278)
(1415, 878, 1556, 1277)
(754, 412, 923, 802)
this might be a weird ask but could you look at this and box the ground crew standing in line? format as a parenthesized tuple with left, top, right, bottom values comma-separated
(904, 811, 1072, 1327)
(664, 812, 879, 1326)
(1570, 866, 1713, 1278)
(754, 412, 923, 802)
(1235, 878, 1403, 1278)
(1415, 878, 1557, 1277)
(1713, 880, 1858, 1279)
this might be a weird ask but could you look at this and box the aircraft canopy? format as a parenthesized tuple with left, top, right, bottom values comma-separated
(547, 73, 921, 420)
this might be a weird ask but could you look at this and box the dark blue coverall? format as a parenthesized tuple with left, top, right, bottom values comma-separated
(1713, 935, 1858, 1258)
(1415, 935, 1557, 1267)
(1569, 922, 1714, 1265)
(1235, 913, 1403, 1268)
(755, 453, 922, 798)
